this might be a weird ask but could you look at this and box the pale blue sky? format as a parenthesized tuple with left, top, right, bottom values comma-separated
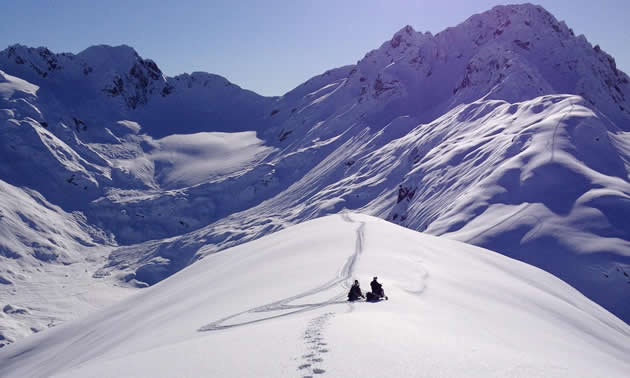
(1, 1, 628, 96)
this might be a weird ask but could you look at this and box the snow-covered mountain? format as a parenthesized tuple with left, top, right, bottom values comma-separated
(1, 3, 630, 349)
(1, 214, 629, 377)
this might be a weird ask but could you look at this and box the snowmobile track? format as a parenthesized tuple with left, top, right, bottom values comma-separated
(198, 213, 365, 332)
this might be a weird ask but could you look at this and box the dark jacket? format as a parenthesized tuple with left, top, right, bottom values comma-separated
(371, 279, 383, 296)
(348, 283, 364, 301)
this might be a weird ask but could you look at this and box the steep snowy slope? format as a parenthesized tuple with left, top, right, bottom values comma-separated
(0, 179, 133, 348)
(1, 214, 628, 377)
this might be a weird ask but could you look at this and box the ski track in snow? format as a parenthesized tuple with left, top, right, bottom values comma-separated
(198, 213, 365, 332)
(465, 203, 534, 244)
(198, 213, 369, 376)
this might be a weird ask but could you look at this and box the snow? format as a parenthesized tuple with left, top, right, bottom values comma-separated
(0, 70, 38, 99)
(114, 120, 141, 134)
(1, 214, 628, 377)
(0, 179, 133, 346)
(101, 94, 629, 323)
(150, 131, 275, 188)
(1, 2, 630, 349)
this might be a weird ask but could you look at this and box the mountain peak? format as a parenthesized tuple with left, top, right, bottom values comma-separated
(0, 43, 159, 85)
(452, 3, 574, 42)
(76, 44, 141, 68)
(356, 2, 629, 124)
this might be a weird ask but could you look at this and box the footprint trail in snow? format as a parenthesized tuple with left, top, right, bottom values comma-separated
(198, 213, 364, 332)
(297, 312, 334, 377)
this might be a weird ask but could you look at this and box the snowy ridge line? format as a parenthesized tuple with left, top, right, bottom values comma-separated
(464, 99, 575, 244)
(549, 101, 576, 162)
(198, 213, 365, 332)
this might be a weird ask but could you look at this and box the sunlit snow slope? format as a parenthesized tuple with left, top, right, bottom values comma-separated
(2, 3, 630, 346)
(1, 214, 628, 378)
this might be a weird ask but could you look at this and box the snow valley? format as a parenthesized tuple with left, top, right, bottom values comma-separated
(0, 3, 629, 374)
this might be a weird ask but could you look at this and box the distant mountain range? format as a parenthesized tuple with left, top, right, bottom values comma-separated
(1, 3, 629, 347)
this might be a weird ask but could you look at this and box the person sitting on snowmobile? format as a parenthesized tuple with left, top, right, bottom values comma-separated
(347, 280, 365, 301)
(370, 276, 388, 300)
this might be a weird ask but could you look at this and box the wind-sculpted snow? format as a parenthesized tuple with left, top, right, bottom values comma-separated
(2, 3, 630, 345)
(0, 215, 628, 377)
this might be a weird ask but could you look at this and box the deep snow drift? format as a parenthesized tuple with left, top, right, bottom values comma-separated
(1, 214, 628, 377)
(1, 3, 630, 346)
